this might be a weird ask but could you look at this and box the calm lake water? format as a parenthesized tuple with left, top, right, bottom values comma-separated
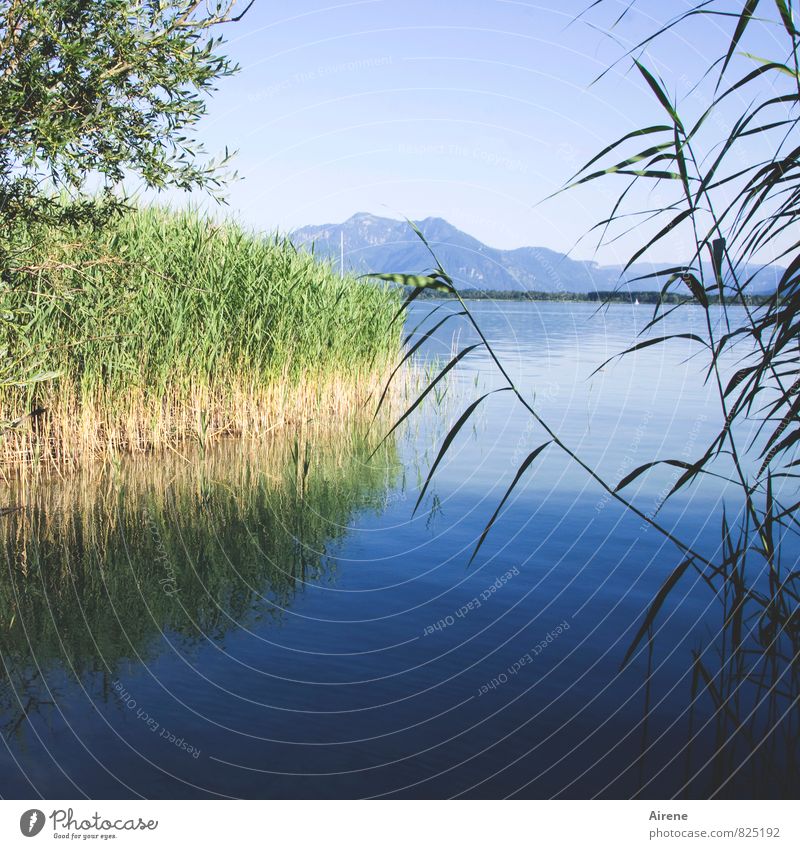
(1, 300, 797, 799)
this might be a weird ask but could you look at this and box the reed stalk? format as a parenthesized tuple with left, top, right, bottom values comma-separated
(0, 205, 402, 467)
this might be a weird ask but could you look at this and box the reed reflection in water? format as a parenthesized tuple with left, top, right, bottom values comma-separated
(0, 424, 399, 776)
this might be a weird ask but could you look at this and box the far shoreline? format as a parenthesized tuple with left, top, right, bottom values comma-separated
(417, 289, 772, 306)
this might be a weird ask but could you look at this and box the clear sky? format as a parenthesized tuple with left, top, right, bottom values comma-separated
(171, 0, 788, 264)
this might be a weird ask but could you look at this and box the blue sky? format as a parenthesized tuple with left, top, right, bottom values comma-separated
(171, 0, 788, 263)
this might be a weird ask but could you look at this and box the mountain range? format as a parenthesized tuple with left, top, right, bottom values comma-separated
(291, 212, 781, 294)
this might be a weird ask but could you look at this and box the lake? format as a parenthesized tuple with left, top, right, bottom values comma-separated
(1, 300, 796, 799)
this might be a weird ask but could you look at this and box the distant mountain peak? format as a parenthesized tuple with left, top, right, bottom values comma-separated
(345, 211, 383, 224)
(290, 213, 780, 294)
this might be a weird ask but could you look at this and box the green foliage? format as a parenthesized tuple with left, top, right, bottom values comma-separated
(0, 1, 255, 402)
(0, 205, 401, 456)
(0, 0, 251, 230)
(17, 206, 399, 389)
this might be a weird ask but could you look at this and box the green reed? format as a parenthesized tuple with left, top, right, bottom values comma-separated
(0, 205, 401, 463)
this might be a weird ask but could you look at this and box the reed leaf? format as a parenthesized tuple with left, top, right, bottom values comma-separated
(615, 459, 695, 492)
(469, 442, 552, 565)
(413, 388, 511, 516)
(590, 332, 709, 376)
(372, 343, 482, 454)
(621, 558, 695, 668)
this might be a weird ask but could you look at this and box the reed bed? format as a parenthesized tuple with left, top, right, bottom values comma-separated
(1, 206, 401, 467)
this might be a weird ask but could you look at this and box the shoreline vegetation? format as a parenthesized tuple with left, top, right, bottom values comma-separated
(415, 288, 773, 305)
(1, 206, 402, 469)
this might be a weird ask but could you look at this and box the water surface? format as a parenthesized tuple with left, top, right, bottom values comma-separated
(1, 301, 796, 799)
